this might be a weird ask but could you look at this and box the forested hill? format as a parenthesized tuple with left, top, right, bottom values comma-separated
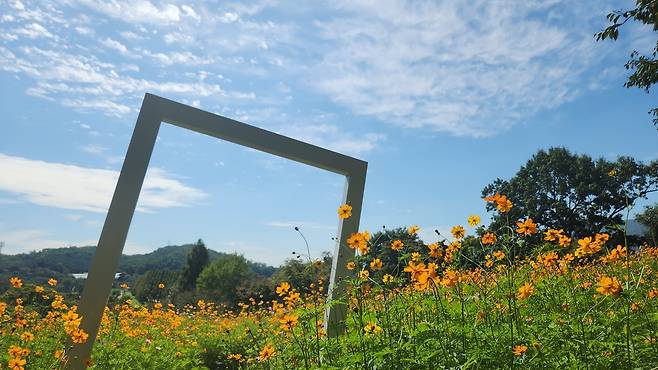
(0, 243, 276, 291)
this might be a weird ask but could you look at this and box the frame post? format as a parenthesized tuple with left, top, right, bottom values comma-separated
(67, 101, 161, 369)
(325, 170, 367, 337)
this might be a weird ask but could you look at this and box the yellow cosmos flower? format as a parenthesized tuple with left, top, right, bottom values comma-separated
(407, 225, 420, 235)
(359, 269, 370, 279)
(346, 261, 356, 270)
(382, 274, 394, 284)
(451, 225, 465, 239)
(48, 278, 58, 286)
(467, 215, 480, 227)
(363, 321, 382, 335)
(337, 204, 352, 219)
(158, 283, 165, 289)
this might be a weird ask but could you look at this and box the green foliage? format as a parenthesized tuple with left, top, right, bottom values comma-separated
(482, 147, 658, 243)
(596, 0, 658, 127)
(637, 202, 658, 244)
(197, 254, 252, 306)
(176, 239, 210, 292)
(367, 227, 426, 276)
(133, 270, 178, 303)
(271, 252, 331, 294)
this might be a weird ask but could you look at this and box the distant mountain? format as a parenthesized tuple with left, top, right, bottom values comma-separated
(0, 243, 276, 292)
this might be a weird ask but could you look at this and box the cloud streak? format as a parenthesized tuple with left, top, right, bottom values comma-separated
(0, 153, 207, 213)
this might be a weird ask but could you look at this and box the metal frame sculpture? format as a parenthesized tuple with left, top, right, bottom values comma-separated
(67, 93, 367, 369)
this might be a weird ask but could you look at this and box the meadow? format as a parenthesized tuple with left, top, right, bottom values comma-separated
(2, 194, 658, 369)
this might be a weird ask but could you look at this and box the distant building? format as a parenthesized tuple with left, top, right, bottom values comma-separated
(72, 272, 123, 280)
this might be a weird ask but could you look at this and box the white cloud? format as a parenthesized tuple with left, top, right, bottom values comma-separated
(0, 229, 97, 254)
(75, 0, 186, 25)
(15, 22, 53, 39)
(0, 153, 207, 213)
(80, 144, 106, 155)
(265, 221, 335, 230)
(278, 124, 385, 156)
(311, 0, 608, 137)
(100, 37, 128, 55)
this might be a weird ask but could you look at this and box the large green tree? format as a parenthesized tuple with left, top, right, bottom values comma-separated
(482, 147, 658, 238)
(637, 202, 658, 245)
(597, 0, 658, 127)
(196, 254, 252, 306)
(176, 239, 209, 292)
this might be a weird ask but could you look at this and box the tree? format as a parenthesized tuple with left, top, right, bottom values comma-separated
(596, 0, 658, 127)
(367, 227, 427, 276)
(482, 147, 658, 239)
(133, 269, 178, 303)
(176, 239, 209, 292)
(637, 203, 658, 245)
(196, 254, 252, 306)
(271, 252, 331, 294)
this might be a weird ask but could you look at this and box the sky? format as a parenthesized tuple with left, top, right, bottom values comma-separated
(0, 0, 657, 266)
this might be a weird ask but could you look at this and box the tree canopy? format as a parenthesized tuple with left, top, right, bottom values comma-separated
(597, 0, 658, 127)
(196, 254, 252, 306)
(176, 239, 209, 292)
(482, 147, 658, 238)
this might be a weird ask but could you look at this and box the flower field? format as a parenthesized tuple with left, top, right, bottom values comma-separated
(2, 196, 658, 369)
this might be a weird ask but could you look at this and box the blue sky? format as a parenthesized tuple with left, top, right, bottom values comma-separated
(0, 0, 656, 266)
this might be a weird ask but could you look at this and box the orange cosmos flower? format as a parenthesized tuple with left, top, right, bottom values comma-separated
(279, 314, 299, 330)
(496, 196, 513, 213)
(275, 282, 291, 296)
(517, 282, 534, 299)
(10, 277, 22, 288)
(543, 229, 563, 242)
(390, 239, 404, 251)
(513, 344, 528, 356)
(481, 232, 497, 245)
(158, 283, 165, 289)
(71, 328, 89, 344)
(8, 357, 26, 370)
(596, 276, 622, 297)
(369, 258, 383, 271)
(258, 344, 276, 362)
(493, 250, 505, 261)
(346, 262, 356, 270)
(515, 218, 537, 236)
(427, 243, 442, 258)
(48, 278, 58, 286)
(558, 235, 572, 247)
